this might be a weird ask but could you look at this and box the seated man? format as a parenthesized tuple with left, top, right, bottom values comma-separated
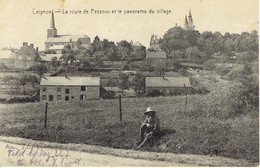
(137, 107, 160, 148)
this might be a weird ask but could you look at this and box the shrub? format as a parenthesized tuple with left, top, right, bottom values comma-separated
(122, 64, 130, 70)
(178, 68, 189, 76)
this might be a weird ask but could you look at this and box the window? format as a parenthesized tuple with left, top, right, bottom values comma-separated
(71, 96, 74, 99)
(65, 96, 69, 101)
(42, 95, 47, 100)
(49, 95, 53, 101)
(65, 88, 69, 94)
(80, 95, 85, 100)
(81, 86, 86, 91)
(43, 87, 46, 92)
(57, 95, 61, 100)
(57, 87, 61, 92)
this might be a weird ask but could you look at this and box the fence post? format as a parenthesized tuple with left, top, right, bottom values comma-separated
(44, 102, 48, 127)
(184, 84, 188, 106)
(119, 95, 122, 123)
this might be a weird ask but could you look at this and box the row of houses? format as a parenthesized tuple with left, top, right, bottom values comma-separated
(40, 76, 192, 102)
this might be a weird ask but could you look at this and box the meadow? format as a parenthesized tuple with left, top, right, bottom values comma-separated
(0, 92, 258, 164)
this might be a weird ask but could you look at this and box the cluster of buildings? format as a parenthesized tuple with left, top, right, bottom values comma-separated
(0, 10, 196, 102)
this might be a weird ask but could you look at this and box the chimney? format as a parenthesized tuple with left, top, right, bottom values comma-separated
(23, 42, 28, 46)
(30, 44, 34, 48)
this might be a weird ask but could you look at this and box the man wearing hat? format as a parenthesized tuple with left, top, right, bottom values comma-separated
(137, 107, 160, 147)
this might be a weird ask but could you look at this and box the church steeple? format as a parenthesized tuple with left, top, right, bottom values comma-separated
(184, 10, 195, 30)
(185, 15, 188, 26)
(188, 10, 193, 23)
(47, 10, 57, 38)
(50, 10, 56, 29)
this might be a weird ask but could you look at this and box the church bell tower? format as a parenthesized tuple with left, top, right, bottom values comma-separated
(47, 10, 57, 38)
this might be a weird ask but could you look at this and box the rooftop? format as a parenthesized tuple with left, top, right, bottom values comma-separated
(48, 45, 65, 50)
(40, 54, 63, 62)
(146, 77, 191, 87)
(146, 51, 166, 59)
(46, 34, 90, 43)
(132, 41, 143, 47)
(40, 77, 100, 86)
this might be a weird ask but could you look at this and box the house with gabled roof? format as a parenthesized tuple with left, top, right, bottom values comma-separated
(145, 51, 167, 68)
(145, 77, 192, 96)
(40, 76, 100, 102)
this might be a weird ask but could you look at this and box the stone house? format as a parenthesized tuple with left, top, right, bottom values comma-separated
(14, 42, 38, 69)
(40, 76, 100, 102)
(145, 77, 192, 95)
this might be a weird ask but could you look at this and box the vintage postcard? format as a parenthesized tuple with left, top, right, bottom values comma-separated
(0, 0, 259, 167)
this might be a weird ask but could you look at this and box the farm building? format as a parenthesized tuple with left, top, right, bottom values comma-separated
(145, 77, 192, 95)
(40, 76, 100, 102)
(145, 51, 167, 68)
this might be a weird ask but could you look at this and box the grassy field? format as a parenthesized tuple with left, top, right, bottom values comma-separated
(0, 93, 258, 163)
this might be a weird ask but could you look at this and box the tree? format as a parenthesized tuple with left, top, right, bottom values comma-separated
(92, 36, 102, 52)
(155, 66, 165, 77)
(238, 51, 258, 64)
(160, 26, 188, 55)
(168, 60, 182, 71)
(117, 40, 133, 60)
(60, 45, 76, 70)
(0, 63, 8, 70)
(3, 73, 40, 95)
(122, 64, 130, 70)
(185, 46, 203, 64)
(203, 59, 216, 72)
(28, 63, 47, 78)
(92, 51, 104, 68)
(50, 56, 60, 70)
(132, 72, 145, 96)
(131, 46, 146, 59)
(117, 73, 129, 90)
(77, 48, 93, 68)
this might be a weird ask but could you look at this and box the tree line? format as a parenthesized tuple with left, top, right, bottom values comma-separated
(160, 26, 258, 64)
(51, 36, 146, 70)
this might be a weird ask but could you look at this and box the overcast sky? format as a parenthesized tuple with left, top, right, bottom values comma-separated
(0, 0, 258, 51)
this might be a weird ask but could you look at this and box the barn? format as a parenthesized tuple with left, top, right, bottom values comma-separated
(40, 76, 100, 102)
(145, 77, 192, 96)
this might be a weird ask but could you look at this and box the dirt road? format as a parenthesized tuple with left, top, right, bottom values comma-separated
(0, 136, 255, 167)
(0, 141, 193, 167)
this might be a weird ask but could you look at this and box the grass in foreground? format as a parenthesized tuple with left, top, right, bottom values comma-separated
(0, 94, 258, 163)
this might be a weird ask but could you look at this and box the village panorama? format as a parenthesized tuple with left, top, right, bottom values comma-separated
(0, 9, 258, 167)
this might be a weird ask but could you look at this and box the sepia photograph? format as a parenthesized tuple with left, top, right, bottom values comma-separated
(0, 0, 259, 166)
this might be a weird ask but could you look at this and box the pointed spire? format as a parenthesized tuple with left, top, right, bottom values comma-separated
(50, 10, 56, 29)
(185, 15, 188, 25)
(188, 10, 193, 23)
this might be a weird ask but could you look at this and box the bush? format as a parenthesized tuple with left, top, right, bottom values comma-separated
(0, 63, 8, 70)
(122, 64, 130, 70)
(178, 68, 189, 76)
(50, 67, 65, 76)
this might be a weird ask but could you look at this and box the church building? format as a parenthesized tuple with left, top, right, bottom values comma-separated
(44, 11, 91, 53)
(184, 10, 195, 30)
